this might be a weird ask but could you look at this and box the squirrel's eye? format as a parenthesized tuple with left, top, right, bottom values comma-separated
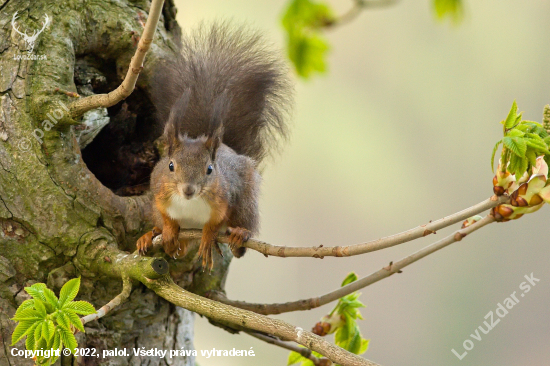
(169, 161, 174, 172)
(206, 165, 213, 175)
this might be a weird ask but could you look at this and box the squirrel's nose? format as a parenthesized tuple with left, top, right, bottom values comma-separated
(183, 185, 196, 198)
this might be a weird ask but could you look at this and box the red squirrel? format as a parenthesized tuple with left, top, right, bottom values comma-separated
(136, 24, 292, 270)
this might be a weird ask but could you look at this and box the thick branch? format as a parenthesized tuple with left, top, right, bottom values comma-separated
(152, 195, 507, 258)
(80, 247, 380, 366)
(209, 215, 496, 315)
(69, 0, 165, 118)
(149, 276, 378, 366)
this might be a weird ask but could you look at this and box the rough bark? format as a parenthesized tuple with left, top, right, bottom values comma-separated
(0, 1, 229, 365)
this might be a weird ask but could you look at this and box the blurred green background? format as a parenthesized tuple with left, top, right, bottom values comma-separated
(173, 1, 550, 365)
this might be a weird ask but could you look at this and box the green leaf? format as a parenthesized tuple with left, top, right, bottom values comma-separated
(347, 330, 362, 354)
(12, 307, 43, 321)
(52, 330, 61, 351)
(524, 138, 550, 153)
(55, 311, 71, 330)
(15, 299, 35, 315)
(288, 351, 305, 365)
(35, 337, 47, 352)
(34, 299, 47, 318)
(359, 338, 370, 354)
(507, 129, 525, 138)
(59, 278, 80, 307)
(281, 0, 334, 79)
(503, 136, 527, 157)
(25, 328, 36, 351)
(59, 327, 77, 354)
(34, 321, 44, 342)
(491, 139, 502, 172)
(25, 283, 48, 302)
(64, 310, 84, 332)
(526, 149, 537, 167)
(43, 320, 55, 341)
(11, 320, 36, 345)
(504, 100, 519, 129)
(63, 301, 95, 315)
(341, 272, 358, 287)
(43, 288, 59, 310)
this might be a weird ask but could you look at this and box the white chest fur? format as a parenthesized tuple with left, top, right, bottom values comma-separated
(166, 194, 212, 229)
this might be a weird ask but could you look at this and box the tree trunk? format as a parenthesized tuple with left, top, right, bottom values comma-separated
(0, 1, 231, 365)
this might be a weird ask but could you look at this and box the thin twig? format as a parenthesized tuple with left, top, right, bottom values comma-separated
(246, 331, 331, 366)
(328, 0, 399, 28)
(151, 195, 508, 258)
(69, 0, 165, 118)
(81, 277, 132, 325)
(209, 215, 496, 315)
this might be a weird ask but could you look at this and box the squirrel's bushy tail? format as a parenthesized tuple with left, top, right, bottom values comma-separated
(151, 22, 293, 163)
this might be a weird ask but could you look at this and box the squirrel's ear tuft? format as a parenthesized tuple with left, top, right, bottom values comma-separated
(205, 126, 223, 160)
(164, 90, 192, 155)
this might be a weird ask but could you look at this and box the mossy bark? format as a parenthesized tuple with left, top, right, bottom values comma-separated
(0, 1, 231, 365)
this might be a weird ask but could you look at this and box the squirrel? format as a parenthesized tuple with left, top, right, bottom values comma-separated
(136, 23, 292, 270)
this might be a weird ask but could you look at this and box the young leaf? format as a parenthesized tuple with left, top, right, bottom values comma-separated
(25, 283, 48, 302)
(491, 139, 502, 172)
(63, 300, 96, 315)
(43, 288, 59, 310)
(11, 320, 36, 345)
(58, 278, 80, 306)
(287, 351, 305, 365)
(59, 327, 77, 354)
(15, 299, 35, 315)
(503, 136, 527, 157)
(43, 320, 55, 341)
(12, 307, 43, 321)
(347, 330, 362, 354)
(34, 321, 44, 343)
(359, 338, 370, 354)
(65, 310, 84, 332)
(25, 328, 36, 351)
(341, 272, 358, 287)
(55, 311, 71, 330)
(52, 330, 61, 351)
(504, 100, 519, 130)
(34, 299, 47, 317)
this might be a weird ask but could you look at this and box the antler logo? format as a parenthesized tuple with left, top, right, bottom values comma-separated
(11, 11, 50, 53)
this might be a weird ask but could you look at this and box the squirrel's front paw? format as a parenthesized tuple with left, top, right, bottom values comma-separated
(198, 237, 223, 271)
(136, 227, 161, 255)
(227, 227, 250, 258)
(162, 232, 186, 259)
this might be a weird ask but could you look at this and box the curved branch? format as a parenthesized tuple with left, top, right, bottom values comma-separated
(78, 247, 381, 366)
(152, 195, 508, 258)
(81, 276, 132, 325)
(69, 0, 165, 118)
(209, 215, 496, 315)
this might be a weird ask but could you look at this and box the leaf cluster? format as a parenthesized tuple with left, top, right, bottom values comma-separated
(491, 101, 550, 178)
(11, 278, 96, 365)
(288, 273, 369, 366)
(281, 0, 335, 79)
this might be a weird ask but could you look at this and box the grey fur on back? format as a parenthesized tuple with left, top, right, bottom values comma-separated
(151, 22, 293, 163)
